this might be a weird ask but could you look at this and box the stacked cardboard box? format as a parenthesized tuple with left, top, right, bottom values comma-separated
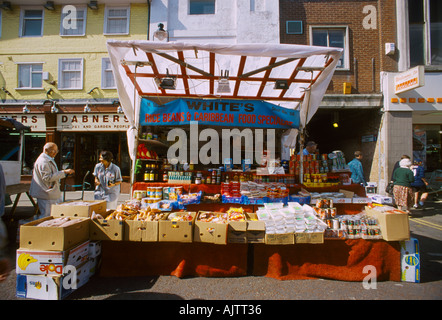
(15, 201, 105, 300)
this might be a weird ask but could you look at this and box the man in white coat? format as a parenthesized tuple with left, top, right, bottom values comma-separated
(30, 142, 74, 217)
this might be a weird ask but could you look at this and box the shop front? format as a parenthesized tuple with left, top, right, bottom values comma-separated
(56, 112, 131, 190)
(380, 68, 442, 193)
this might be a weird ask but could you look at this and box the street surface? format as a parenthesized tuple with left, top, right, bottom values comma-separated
(1, 191, 441, 303)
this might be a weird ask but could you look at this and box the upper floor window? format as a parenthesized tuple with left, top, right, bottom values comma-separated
(104, 6, 130, 35)
(17, 63, 43, 89)
(58, 58, 83, 90)
(189, 0, 215, 15)
(311, 26, 348, 70)
(60, 6, 87, 36)
(409, 0, 442, 66)
(101, 58, 116, 89)
(20, 8, 44, 37)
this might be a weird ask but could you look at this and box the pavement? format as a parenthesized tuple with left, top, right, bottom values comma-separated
(1, 191, 441, 302)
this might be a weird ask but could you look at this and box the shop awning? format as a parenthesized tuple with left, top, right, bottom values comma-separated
(106, 40, 343, 160)
(140, 98, 300, 129)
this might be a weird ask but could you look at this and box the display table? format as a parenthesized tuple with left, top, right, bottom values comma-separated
(5, 183, 39, 217)
(97, 182, 401, 282)
(97, 239, 401, 281)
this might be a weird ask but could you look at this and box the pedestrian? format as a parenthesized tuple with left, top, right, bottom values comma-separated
(348, 151, 367, 186)
(300, 141, 317, 156)
(29, 142, 74, 217)
(390, 154, 410, 182)
(0, 163, 11, 282)
(411, 159, 429, 208)
(93, 151, 122, 210)
(392, 158, 415, 213)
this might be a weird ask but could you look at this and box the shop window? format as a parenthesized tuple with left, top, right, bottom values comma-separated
(104, 6, 130, 35)
(58, 58, 83, 90)
(60, 133, 75, 171)
(409, 0, 442, 66)
(101, 58, 116, 89)
(189, 0, 215, 15)
(413, 124, 441, 172)
(20, 8, 44, 37)
(22, 133, 46, 175)
(311, 27, 348, 70)
(60, 6, 86, 36)
(17, 63, 43, 89)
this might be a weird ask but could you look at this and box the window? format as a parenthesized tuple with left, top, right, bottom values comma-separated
(189, 0, 215, 15)
(101, 58, 116, 89)
(0, 11, 2, 38)
(311, 27, 348, 69)
(409, 0, 442, 66)
(58, 59, 83, 90)
(60, 6, 86, 36)
(17, 64, 43, 89)
(104, 6, 130, 35)
(286, 21, 303, 35)
(20, 8, 44, 37)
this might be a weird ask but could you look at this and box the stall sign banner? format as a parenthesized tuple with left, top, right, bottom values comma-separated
(140, 98, 299, 129)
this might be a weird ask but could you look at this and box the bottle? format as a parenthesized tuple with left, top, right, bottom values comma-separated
(163, 169, 168, 182)
(212, 169, 216, 184)
(206, 170, 212, 184)
(144, 164, 150, 182)
(154, 164, 158, 181)
(149, 164, 155, 181)
(225, 174, 229, 184)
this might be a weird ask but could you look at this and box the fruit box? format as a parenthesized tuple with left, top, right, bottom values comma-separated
(19, 216, 90, 251)
(365, 206, 410, 241)
(265, 233, 295, 245)
(124, 220, 159, 242)
(246, 213, 266, 243)
(16, 241, 89, 275)
(193, 212, 229, 245)
(400, 238, 420, 283)
(51, 200, 107, 217)
(158, 212, 196, 243)
(16, 261, 90, 300)
(89, 217, 124, 241)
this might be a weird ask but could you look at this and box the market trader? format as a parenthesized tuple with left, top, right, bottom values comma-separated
(300, 141, 318, 155)
(348, 151, 367, 186)
(30, 142, 74, 217)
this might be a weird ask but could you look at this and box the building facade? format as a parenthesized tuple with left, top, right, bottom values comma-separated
(0, 1, 149, 189)
(280, 0, 441, 192)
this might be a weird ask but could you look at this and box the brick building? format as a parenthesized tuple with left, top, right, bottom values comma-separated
(280, 0, 441, 191)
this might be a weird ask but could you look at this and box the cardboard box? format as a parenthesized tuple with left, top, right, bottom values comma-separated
(295, 232, 324, 244)
(20, 216, 90, 251)
(193, 212, 228, 245)
(88, 241, 102, 258)
(51, 200, 107, 218)
(124, 220, 158, 242)
(16, 241, 89, 275)
(367, 194, 394, 205)
(400, 238, 420, 283)
(16, 262, 90, 300)
(246, 213, 266, 243)
(365, 206, 410, 241)
(228, 221, 247, 244)
(89, 218, 124, 241)
(265, 233, 295, 245)
(158, 212, 196, 243)
(352, 197, 370, 204)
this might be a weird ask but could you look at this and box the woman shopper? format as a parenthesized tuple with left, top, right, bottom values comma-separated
(411, 159, 429, 208)
(93, 151, 122, 210)
(392, 158, 415, 213)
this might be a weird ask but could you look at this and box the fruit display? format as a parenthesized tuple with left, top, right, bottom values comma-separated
(36, 217, 84, 228)
(197, 212, 228, 224)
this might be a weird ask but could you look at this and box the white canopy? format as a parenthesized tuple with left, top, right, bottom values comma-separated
(106, 40, 343, 162)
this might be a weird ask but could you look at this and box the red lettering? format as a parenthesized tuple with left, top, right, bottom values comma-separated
(82, 115, 88, 122)
(72, 116, 78, 123)
(93, 115, 99, 122)
(113, 115, 119, 122)
(21, 116, 28, 123)
(103, 115, 109, 122)
(31, 116, 37, 123)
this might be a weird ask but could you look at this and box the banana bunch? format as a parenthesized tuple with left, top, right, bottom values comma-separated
(17, 253, 37, 271)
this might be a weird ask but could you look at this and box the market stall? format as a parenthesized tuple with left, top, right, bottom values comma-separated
(15, 42, 414, 300)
